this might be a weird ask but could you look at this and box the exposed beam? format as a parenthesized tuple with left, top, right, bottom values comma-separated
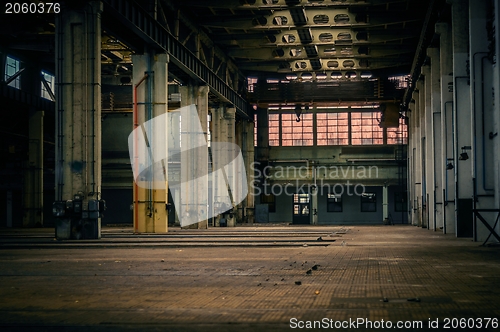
(228, 44, 416, 60)
(102, 0, 250, 117)
(178, 0, 411, 10)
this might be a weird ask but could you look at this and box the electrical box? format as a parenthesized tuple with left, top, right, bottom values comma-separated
(88, 200, 99, 219)
(52, 202, 66, 217)
(54, 195, 105, 240)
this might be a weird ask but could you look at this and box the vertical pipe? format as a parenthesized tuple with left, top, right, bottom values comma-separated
(443, 188, 446, 234)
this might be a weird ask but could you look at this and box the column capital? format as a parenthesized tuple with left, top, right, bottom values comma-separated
(198, 85, 209, 96)
(421, 64, 431, 76)
(225, 107, 236, 120)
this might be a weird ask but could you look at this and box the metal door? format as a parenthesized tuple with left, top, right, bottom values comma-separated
(292, 193, 310, 224)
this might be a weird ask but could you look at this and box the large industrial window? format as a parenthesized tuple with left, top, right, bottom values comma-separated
(269, 113, 280, 146)
(247, 77, 258, 93)
(360, 192, 377, 212)
(351, 112, 384, 145)
(387, 117, 408, 144)
(327, 193, 342, 212)
(261, 193, 276, 212)
(394, 192, 407, 212)
(268, 110, 408, 147)
(317, 113, 349, 145)
(388, 75, 410, 89)
(41, 71, 55, 100)
(5, 56, 21, 89)
(281, 113, 313, 146)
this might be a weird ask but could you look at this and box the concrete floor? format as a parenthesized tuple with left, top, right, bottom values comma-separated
(0, 225, 499, 331)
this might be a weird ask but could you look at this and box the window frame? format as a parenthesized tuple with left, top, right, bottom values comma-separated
(268, 113, 280, 146)
(281, 113, 313, 146)
(41, 70, 55, 100)
(327, 193, 343, 212)
(360, 192, 377, 212)
(267, 110, 409, 147)
(351, 112, 384, 145)
(5, 55, 21, 89)
(316, 112, 349, 146)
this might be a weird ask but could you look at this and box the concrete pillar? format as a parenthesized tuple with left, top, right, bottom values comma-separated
(55, 1, 102, 239)
(211, 105, 221, 226)
(236, 118, 255, 223)
(428, 47, 444, 231)
(450, 0, 474, 237)
(23, 109, 44, 227)
(168, 100, 181, 226)
(407, 100, 415, 225)
(178, 85, 209, 229)
(132, 53, 169, 233)
(235, 120, 244, 223)
(211, 105, 239, 227)
(469, 0, 496, 242)
(224, 107, 237, 227)
(26, 67, 51, 149)
(382, 184, 389, 222)
(493, 0, 500, 237)
(423, 64, 435, 230)
(197, 86, 210, 228)
(256, 107, 269, 161)
(423, 71, 431, 228)
(412, 85, 423, 227)
(436, 22, 456, 234)
(245, 120, 255, 223)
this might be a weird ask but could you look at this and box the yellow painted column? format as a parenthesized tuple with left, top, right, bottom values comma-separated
(132, 53, 169, 233)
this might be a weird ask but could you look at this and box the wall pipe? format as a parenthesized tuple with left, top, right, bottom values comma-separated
(444, 101, 454, 205)
(480, 55, 494, 192)
(443, 101, 454, 234)
(133, 73, 148, 233)
(472, 52, 492, 196)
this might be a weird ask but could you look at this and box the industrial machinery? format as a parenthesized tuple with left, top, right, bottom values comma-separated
(53, 193, 106, 240)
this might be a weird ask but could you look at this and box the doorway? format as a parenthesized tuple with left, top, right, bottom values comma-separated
(292, 193, 310, 224)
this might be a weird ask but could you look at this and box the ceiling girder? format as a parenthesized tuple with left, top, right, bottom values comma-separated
(102, 0, 250, 117)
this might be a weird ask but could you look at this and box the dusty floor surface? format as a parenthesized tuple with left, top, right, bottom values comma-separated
(0, 224, 499, 331)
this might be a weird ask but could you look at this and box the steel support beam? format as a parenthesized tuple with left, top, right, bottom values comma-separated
(102, 0, 250, 117)
(1, 85, 55, 110)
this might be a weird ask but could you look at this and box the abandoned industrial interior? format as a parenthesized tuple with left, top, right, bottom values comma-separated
(1, 0, 500, 330)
